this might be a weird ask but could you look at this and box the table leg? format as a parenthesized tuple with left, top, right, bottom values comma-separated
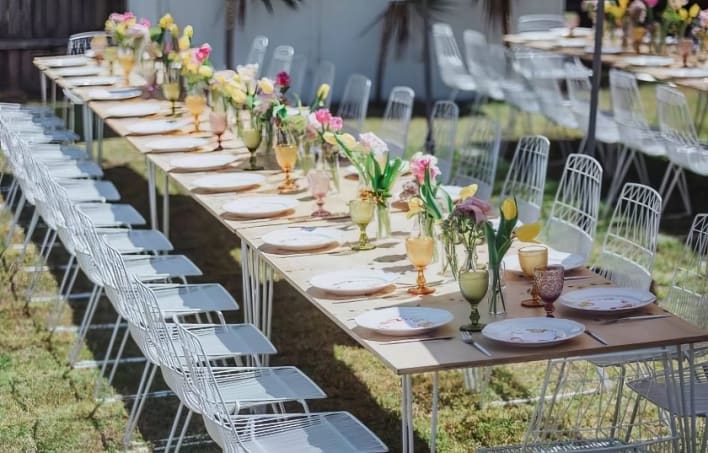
(146, 158, 158, 230)
(40, 73, 47, 107)
(401, 375, 414, 453)
(430, 371, 439, 452)
(51, 81, 57, 113)
(96, 114, 104, 164)
(82, 104, 93, 158)
(162, 170, 170, 239)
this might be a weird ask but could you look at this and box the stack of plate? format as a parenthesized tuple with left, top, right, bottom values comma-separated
(169, 155, 238, 172)
(310, 270, 398, 296)
(42, 56, 88, 67)
(191, 173, 265, 192)
(105, 103, 163, 118)
(354, 307, 453, 336)
(125, 119, 187, 135)
(559, 287, 655, 314)
(482, 317, 585, 347)
(262, 228, 341, 251)
(145, 137, 208, 153)
(54, 66, 103, 77)
(222, 196, 298, 219)
(87, 88, 142, 101)
(67, 76, 119, 87)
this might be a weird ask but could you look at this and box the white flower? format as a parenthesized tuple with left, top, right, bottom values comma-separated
(236, 64, 258, 81)
(359, 132, 388, 156)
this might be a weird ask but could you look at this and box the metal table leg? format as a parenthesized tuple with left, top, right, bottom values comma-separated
(96, 114, 104, 164)
(146, 158, 158, 230)
(40, 73, 47, 106)
(82, 104, 93, 158)
(401, 374, 414, 453)
(162, 170, 170, 239)
(430, 372, 439, 452)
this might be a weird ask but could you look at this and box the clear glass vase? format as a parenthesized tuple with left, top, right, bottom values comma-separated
(375, 201, 391, 240)
(487, 264, 506, 316)
(320, 143, 341, 193)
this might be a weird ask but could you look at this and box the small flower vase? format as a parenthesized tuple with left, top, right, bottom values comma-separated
(264, 120, 273, 153)
(441, 232, 460, 279)
(422, 215, 439, 263)
(185, 82, 207, 133)
(375, 201, 391, 240)
(300, 143, 316, 175)
(487, 263, 506, 316)
(621, 20, 630, 51)
(321, 143, 341, 193)
(632, 26, 646, 54)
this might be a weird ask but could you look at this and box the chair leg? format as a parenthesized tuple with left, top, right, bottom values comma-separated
(164, 402, 185, 453)
(24, 229, 57, 301)
(633, 153, 651, 186)
(105, 323, 131, 388)
(605, 147, 634, 210)
(47, 255, 77, 330)
(173, 408, 193, 453)
(676, 169, 693, 216)
(67, 285, 102, 366)
(5, 193, 26, 245)
(95, 314, 123, 399)
(123, 362, 158, 449)
(17, 210, 40, 266)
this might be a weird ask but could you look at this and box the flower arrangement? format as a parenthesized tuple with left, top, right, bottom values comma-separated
(181, 43, 214, 88)
(663, 0, 700, 37)
(692, 8, 708, 40)
(485, 198, 540, 314)
(605, 0, 629, 27)
(105, 12, 150, 50)
(311, 84, 331, 111)
(406, 153, 451, 224)
(147, 14, 191, 66)
(628, 0, 648, 26)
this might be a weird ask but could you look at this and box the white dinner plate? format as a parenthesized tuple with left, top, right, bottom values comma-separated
(355, 306, 453, 337)
(551, 27, 593, 37)
(222, 196, 298, 219)
(67, 76, 119, 87)
(584, 46, 623, 54)
(145, 137, 208, 153)
(125, 119, 187, 135)
(482, 317, 585, 347)
(54, 65, 103, 77)
(557, 38, 588, 48)
(559, 287, 656, 314)
(502, 248, 586, 273)
(517, 31, 557, 41)
(191, 173, 265, 192)
(621, 56, 674, 67)
(42, 56, 89, 67)
(169, 155, 237, 172)
(105, 103, 163, 118)
(660, 68, 708, 78)
(262, 228, 342, 251)
(311, 270, 398, 297)
(87, 88, 142, 101)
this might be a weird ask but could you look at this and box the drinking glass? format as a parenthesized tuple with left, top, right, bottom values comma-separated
(274, 129, 298, 193)
(90, 35, 107, 67)
(458, 269, 489, 332)
(518, 245, 548, 308)
(141, 58, 158, 99)
(679, 38, 693, 68)
(104, 46, 118, 76)
(162, 64, 181, 117)
(209, 111, 227, 151)
(534, 265, 565, 318)
(185, 85, 207, 133)
(242, 126, 264, 171)
(349, 198, 375, 251)
(307, 170, 332, 217)
(406, 228, 436, 295)
(564, 12, 580, 37)
(116, 47, 135, 87)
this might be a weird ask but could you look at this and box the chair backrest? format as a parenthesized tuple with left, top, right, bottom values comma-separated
(310, 60, 336, 108)
(432, 23, 469, 86)
(451, 116, 501, 201)
(430, 100, 459, 183)
(661, 214, 708, 329)
(517, 14, 564, 33)
(462, 29, 490, 85)
(593, 183, 662, 291)
(286, 54, 308, 104)
(245, 35, 269, 75)
(500, 135, 550, 223)
(67, 31, 107, 55)
(542, 154, 603, 261)
(336, 74, 371, 136)
(656, 84, 699, 147)
(264, 45, 294, 80)
(378, 86, 415, 159)
(609, 69, 653, 148)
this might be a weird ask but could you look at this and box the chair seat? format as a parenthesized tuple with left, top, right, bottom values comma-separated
(449, 73, 477, 91)
(32, 147, 90, 161)
(79, 203, 145, 227)
(61, 179, 120, 202)
(212, 366, 325, 405)
(123, 254, 202, 281)
(100, 228, 173, 253)
(175, 323, 275, 357)
(478, 438, 672, 452)
(629, 376, 708, 417)
(149, 284, 239, 317)
(50, 160, 103, 179)
(226, 412, 388, 453)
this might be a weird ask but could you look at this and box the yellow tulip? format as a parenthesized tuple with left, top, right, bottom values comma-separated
(340, 133, 357, 149)
(115, 23, 127, 37)
(178, 36, 190, 51)
(184, 25, 194, 39)
(679, 8, 689, 21)
(459, 184, 478, 201)
(104, 20, 113, 32)
(126, 17, 136, 27)
(169, 24, 179, 37)
(323, 132, 338, 145)
(159, 13, 174, 29)
(231, 88, 246, 104)
(406, 197, 424, 218)
(258, 78, 274, 94)
(690, 3, 700, 18)
(500, 198, 517, 220)
(618, 0, 629, 8)
(316, 83, 330, 100)
(198, 65, 213, 78)
(515, 222, 541, 243)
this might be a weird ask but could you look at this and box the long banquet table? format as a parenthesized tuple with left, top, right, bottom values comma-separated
(31, 54, 708, 452)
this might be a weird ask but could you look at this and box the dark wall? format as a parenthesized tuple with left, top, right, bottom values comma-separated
(0, 0, 126, 101)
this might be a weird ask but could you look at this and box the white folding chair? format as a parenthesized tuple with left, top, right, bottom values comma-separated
(67, 31, 107, 55)
(432, 23, 477, 100)
(517, 14, 565, 32)
(336, 74, 371, 136)
(378, 86, 415, 159)
(542, 154, 603, 262)
(245, 35, 269, 75)
(310, 60, 336, 108)
(430, 100, 459, 183)
(264, 45, 294, 80)
(451, 116, 501, 200)
(592, 183, 662, 291)
(500, 135, 550, 224)
(463, 30, 504, 103)
(286, 53, 308, 104)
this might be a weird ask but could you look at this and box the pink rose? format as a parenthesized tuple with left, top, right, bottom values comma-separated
(196, 43, 211, 63)
(275, 71, 290, 87)
(328, 116, 343, 131)
(314, 108, 332, 126)
(644, 0, 658, 7)
(123, 11, 135, 20)
(109, 13, 123, 22)
(139, 18, 151, 27)
(409, 152, 441, 184)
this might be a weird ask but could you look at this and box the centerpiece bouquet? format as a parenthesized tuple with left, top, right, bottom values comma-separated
(181, 43, 214, 132)
(105, 12, 150, 85)
(305, 108, 344, 187)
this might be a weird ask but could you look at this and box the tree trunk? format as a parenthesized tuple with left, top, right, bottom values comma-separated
(225, 0, 236, 68)
(422, 2, 434, 153)
(375, 9, 394, 104)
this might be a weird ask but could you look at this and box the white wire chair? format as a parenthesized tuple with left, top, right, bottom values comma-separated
(496, 46, 542, 135)
(517, 14, 565, 33)
(592, 183, 662, 291)
(451, 116, 501, 200)
(432, 23, 477, 100)
(463, 30, 504, 102)
(336, 73, 371, 136)
(378, 86, 415, 159)
(67, 31, 107, 55)
(500, 135, 550, 224)
(479, 357, 678, 452)
(310, 60, 335, 108)
(656, 84, 708, 216)
(264, 45, 294, 80)
(430, 100, 459, 183)
(542, 154, 603, 262)
(175, 321, 389, 452)
(245, 35, 269, 75)
(286, 53, 308, 104)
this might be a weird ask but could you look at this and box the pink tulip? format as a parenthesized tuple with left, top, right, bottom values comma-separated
(644, 0, 658, 7)
(410, 153, 441, 185)
(139, 18, 151, 27)
(314, 108, 332, 126)
(196, 43, 211, 63)
(328, 116, 343, 131)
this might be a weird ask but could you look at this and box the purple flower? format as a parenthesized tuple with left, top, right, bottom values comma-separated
(454, 196, 492, 224)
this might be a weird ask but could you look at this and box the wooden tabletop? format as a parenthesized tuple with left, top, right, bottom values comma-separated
(32, 59, 708, 376)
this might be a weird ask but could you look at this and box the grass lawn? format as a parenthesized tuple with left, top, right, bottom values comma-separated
(0, 85, 706, 452)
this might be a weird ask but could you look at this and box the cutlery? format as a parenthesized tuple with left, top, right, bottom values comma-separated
(585, 330, 608, 345)
(600, 314, 671, 324)
(460, 331, 492, 357)
(373, 335, 453, 345)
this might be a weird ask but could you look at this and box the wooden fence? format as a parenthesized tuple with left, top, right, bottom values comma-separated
(0, 0, 125, 101)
